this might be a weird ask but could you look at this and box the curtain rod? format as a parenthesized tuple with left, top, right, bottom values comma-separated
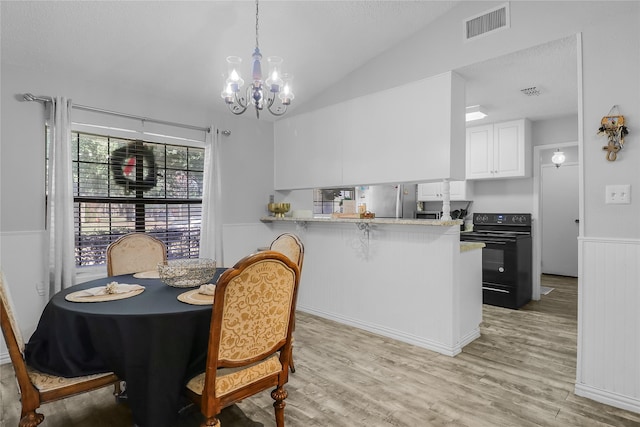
(22, 93, 211, 134)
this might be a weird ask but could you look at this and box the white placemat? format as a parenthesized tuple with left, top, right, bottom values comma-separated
(66, 287, 145, 302)
(177, 286, 215, 305)
(65, 283, 145, 302)
(133, 270, 160, 279)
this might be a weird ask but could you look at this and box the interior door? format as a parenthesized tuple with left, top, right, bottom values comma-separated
(541, 163, 579, 276)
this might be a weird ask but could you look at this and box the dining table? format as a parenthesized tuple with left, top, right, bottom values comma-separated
(24, 268, 227, 427)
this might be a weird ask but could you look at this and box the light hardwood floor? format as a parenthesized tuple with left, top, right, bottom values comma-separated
(2, 275, 639, 427)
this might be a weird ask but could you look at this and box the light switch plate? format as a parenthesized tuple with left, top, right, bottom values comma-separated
(605, 184, 631, 204)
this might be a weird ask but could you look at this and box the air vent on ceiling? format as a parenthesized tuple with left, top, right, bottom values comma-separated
(464, 3, 510, 41)
(521, 86, 541, 96)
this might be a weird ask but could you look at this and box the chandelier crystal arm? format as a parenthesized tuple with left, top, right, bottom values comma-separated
(227, 90, 248, 115)
(266, 95, 288, 116)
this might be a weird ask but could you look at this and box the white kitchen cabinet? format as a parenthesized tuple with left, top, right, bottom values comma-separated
(274, 71, 466, 190)
(417, 180, 474, 201)
(466, 119, 531, 180)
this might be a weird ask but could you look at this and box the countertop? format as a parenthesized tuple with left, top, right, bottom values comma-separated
(260, 216, 463, 227)
(460, 242, 485, 252)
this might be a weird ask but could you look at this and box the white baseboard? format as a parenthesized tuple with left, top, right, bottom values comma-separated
(298, 305, 469, 357)
(575, 382, 640, 414)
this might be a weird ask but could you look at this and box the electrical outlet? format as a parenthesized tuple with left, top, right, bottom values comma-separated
(605, 184, 631, 204)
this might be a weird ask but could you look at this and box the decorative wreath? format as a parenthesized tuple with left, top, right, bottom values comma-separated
(110, 144, 157, 192)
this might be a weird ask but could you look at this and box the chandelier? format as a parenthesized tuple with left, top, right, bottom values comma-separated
(221, 0, 294, 118)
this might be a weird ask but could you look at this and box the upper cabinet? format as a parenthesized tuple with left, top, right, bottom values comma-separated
(417, 180, 474, 201)
(465, 119, 531, 180)
(274, 71, 466, 190)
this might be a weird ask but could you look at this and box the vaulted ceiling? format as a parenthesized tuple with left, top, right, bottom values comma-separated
(2, 1, 577, 123)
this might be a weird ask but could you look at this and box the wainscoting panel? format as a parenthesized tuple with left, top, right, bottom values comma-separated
(577, 237, 640, 413)
(263, 220, 481, 356)
(0, 230, 49, 364)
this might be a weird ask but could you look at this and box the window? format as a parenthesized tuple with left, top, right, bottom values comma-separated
(71, 131, 204, 267)
(313, 188, 355, 214)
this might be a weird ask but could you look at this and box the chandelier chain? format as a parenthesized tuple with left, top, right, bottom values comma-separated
(255, 0, 259, 49)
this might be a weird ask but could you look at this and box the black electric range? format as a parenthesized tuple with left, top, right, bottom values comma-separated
(460, 213, 532, 309)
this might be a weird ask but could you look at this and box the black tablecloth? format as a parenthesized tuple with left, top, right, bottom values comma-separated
(25, 269, 226, 427)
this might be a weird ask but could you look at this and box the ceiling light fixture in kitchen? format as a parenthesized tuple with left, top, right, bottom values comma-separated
(220, 0, 294, 119)
(466, 105, 487, 122)
(551, 149, 566, 168)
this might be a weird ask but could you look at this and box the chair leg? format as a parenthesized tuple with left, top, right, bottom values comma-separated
(114, 381, 127, 403)
(200, 417, 220, 427)
(271, 386, 288, 427)
(19, 411, 44, 427)
(289, 346, 296, 373)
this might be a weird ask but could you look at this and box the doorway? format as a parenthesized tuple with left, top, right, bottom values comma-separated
(541, 161, 579, 276)
(533, 141, 579, 299)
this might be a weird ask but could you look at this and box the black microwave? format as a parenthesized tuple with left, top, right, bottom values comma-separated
(416, 211, 441, 220)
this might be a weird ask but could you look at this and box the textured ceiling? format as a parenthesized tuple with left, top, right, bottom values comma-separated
(2, 1, 577, 123)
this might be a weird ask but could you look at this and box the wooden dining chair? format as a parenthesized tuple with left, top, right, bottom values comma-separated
(269, 233, 304, 373)
(0, 271, 120, 427)
(183, 251, 300, 427)
(106, 232, 167, 276)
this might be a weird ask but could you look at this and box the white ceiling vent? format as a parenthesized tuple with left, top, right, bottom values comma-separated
(464, 3, 510, 41)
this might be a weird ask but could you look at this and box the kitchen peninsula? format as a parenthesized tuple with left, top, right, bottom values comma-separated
(261, 216, 484, 356)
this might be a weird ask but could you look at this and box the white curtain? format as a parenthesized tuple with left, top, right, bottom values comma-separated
(199, 127, 223, 265)
(46, 97, 76, 299)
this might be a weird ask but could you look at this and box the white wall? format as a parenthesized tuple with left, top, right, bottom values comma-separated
(293, 0, 639, 233)
(287, 0, 640, 415)
(532, 115, 579, 147)
(0, 62, 274, 357)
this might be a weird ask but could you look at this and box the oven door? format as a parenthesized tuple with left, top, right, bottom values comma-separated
(479, 238, 518, 287)
(460, 234, 519, 286)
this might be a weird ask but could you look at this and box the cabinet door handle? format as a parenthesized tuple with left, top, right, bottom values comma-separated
(483, 286, 510, 294)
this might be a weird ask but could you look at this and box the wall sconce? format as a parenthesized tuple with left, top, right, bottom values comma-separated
(465, 105, 487, 122)
(551, 149, 566, 168)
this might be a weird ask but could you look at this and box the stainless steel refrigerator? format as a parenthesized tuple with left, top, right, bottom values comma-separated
(354, 184, 416, 218)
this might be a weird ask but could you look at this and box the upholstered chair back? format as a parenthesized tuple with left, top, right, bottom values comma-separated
(269, 233, 304, 271)
(217, 253, 298, 362)
(107, 233, 167, 276)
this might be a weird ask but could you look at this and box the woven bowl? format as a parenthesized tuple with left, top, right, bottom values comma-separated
(158, 258, 217, 288)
